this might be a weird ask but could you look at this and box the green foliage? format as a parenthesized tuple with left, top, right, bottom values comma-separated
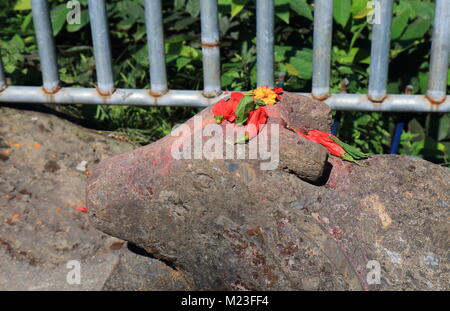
(0, 0, 448, 165)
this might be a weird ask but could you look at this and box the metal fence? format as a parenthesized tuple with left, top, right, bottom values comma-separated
(0, 0, 449, 112)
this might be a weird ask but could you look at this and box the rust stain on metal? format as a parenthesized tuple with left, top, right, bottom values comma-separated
(367, 93, 388, 103)
(202, 90, 222, 98)
(201, 41, 221, 48)
(424, 94, 446, 106)
(95, 86, 116, 97)
(149, 89, 168, 98)
(41, 85, 61, 95)
(311, 92, 330, 101)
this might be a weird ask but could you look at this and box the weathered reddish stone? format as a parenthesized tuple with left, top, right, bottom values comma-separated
(87, 93, 450, 290)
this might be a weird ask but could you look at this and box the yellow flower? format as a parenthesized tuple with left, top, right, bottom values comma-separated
(253, 86, 277, 105)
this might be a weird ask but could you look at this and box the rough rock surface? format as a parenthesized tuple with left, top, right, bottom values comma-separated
(87, 93, 450, 291)
(0, 106, 188, 290)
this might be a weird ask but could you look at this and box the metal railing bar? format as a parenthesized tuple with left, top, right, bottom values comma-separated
(368, 0, 393, 102)
(1, 87, 449, 112)
(31, 0, 59, 93)
(256, 0, 274, 87)
(87, 0, 115, 95)
(312, 0, 333, 100)
(144, 0, 168, 95)
(200, 0, 221, 97)
(426, 0, 450, 104)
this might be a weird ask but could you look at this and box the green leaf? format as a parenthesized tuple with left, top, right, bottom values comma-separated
(438, 114, 450, 141)
(275, 0, 290, 24)
(333, 0, 351, 27)
(330, 136, 368, 159)
(173, 17, 198, 30)
(391, 11, 409, 40)
(256, 99, 265, 107)
(235, 95, 256, 125)
(408, 0, 435, 20)
(117, 17, 137, 30)
(351, 0, 368, 16)
(186, 0, 200, 17)
(67, 10, 90, 32)
(448, 69, 450, 86)
(353, 8, 372, 19)
(285, 63, 300, 77)
(236, 133, 249, 144)
(14, 0, 31, 10)
(289, 0, 312, 20)
(174, 0, 186, 11)
(231, 0, 248, 18)
(51, 4, 71, 36)
(214, 115, 224, 123)
(176, 57, 192, 70)
(289, 49, 313, 79)
(399, 19, 431, 41)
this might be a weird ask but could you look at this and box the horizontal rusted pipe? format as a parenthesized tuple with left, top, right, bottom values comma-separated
(0, 87, 449, 112)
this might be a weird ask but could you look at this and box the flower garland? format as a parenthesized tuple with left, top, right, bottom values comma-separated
(212, 86, 282, 142)
(212, 86, 367, 164)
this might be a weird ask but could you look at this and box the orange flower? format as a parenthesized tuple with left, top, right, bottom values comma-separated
(253, 86, 278, 105)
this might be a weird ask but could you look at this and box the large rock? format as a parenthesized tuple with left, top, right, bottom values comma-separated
(87, 93, 449, 290)
(0, 106, 189, 290)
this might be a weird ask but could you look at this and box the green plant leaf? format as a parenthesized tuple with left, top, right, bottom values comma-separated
(289, 0, 312, 20)
(351, 0, 368, 16)
(448, 69, 450, 86)
(438, 114, 450, 141)
(333, 0, 351, 27)
(186, 0, 200, 17)
(408, 0, 435, 20)
(330, 135, 368, 159)
(176, 57, 192, 70)
(235, 95, 256, 125)
(275, 0, 290, 24)
(285, 63, 300, 77)
(289, 49, 312, 79)
(231, 0, 248, 18)
(51, 4, 71, 36)
(14, 0, 31, 10)
(353, 8, 372, 19)
(174, 0, 186, 11)
(399, 19, 431, 41)
(391, 11, 409, 40)
(67, 10, 90, 32)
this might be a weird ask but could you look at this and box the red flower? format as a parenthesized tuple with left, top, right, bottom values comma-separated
(212, 92, 245, 123)
(272, 87, 283, 99)
(74, 206, 89, 213)
(227, 92, 244, 122)
(245, 107, 268, 140)
(305, 130, 345, 157)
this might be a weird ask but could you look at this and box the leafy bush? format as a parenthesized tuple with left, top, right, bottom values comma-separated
(0, 0, 449, 165)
